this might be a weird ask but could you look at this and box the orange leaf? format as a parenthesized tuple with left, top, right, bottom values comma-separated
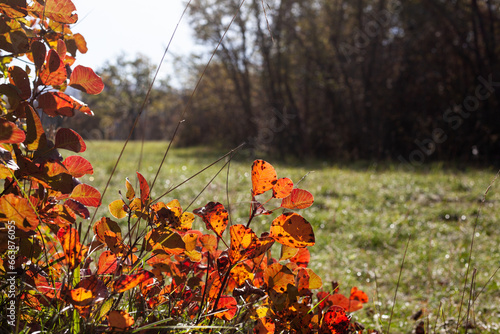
(0, 193, 38, 231)
(272, 177, 294, 199)
(321, 305, 350, 333)
(113, 271, 155, 293)
(57, 226, 86, 270)
(29, 0, 78, 23)
(230, 263, 254, 286)
(213, 296, 238, 320)
(280, 189, 314, 210)
(54, 128, 86, 152)
(193, 202, 228, 238)
(0, 119, 25, 144)
(263, 263, 295, 293)
(69, 65, 104, 95)
(97, 250, 118, 275)
(229, 224, 260, 263)
(136, 172, 150, 206)
(70, 183, 101, 207)
(39, 49, 67, 86)
(350, 286, 369, 303)
(270, 213, 315, 248)
(68, 287, 93, 305)
(73, 33, 87, 54)
(200, 234, 218, 253)
(107, 310, 134, 330)
(251, 160, 277, 196)
(8, 66, 30, 100)
(93, 217, 122, 244)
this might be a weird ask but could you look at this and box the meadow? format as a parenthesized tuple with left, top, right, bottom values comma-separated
(80, 140, 500, 333)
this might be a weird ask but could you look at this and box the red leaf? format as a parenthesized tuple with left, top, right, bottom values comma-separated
(70, 183, 101, 207)
(136, 172, 150, 206)
(69, 65, 104, 95)
(280, 189, 314, 210)
(213, 296, 238, 321)
(63, 155, 93, 177)
(193, 202, 228, 238)
(0, 118, 25, 144)
(113, 271, 155, 293)
(56, 39, 67, 60)
(321, 305, 350, 333)
(29, 0, 78, 24)
(272, 177, 294, 199)
(40, 49, 66, 86)
(97, 250, 118, 275)
(55, 128, 86, 152)
(251, 160, 277, 196)
(290, 247, 310, 267)
(8, 66, 30, 100)
(270, 212, 315, 248)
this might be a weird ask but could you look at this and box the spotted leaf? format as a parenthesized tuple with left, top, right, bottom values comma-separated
(193, 202, 228, 238)
(270, 213, 315, 248)
(229, 224, 260, 263)
(272, 177, 294, 199)
(251, 160, 277, 196)
(321, 306, 350, 333)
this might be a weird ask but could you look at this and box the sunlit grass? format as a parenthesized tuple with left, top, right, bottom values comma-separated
(81, 141, 500, 333)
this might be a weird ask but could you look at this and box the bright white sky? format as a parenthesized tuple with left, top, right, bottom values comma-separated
(71, 0, 196, 75)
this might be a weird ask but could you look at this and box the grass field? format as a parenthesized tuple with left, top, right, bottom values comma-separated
(80, 141, 500, 333)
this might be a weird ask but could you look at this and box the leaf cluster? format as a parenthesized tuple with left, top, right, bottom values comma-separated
(0, 1, 369, 333)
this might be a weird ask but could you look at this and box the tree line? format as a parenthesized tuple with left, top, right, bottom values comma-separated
(65, 0, 500, 164)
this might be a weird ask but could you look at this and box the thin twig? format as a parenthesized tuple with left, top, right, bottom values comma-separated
(386, 235, 411, 334)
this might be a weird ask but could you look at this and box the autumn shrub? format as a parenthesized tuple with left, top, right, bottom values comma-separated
(0, 1, 369, 333)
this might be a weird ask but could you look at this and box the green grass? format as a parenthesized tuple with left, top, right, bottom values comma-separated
(80, 141, 500, 333)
